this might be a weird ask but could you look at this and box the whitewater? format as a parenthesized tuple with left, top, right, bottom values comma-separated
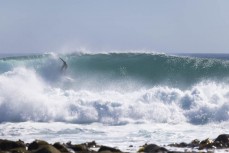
(0, 52, 229, 152)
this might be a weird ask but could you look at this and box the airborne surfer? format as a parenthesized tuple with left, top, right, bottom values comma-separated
(59, 57, 68, 72)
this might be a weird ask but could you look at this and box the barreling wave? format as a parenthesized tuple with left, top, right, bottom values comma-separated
(1, 52, 229, 89)
(0, 52, 229, 125)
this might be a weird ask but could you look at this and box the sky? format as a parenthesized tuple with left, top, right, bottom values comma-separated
(1, 0, 229, 53)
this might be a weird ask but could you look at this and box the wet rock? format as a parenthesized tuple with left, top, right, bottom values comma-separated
(28, 140, 49, 151)
(214, 134, 229, 148)
(53, 142, 70, 153)
(215, 134, 229, 143)
(98, 146, 122, 152)
(83, 141, 97, 148)
(199, 138, 214, 150)
(66, 143, 89, 152)
(138, 144, 168, 153)
(189, 139, 200, 148)
(0, 139, 25, 151)
(10, 147, 29, 153)
(213, 140, 223, 148)
(33, 145, 61, 153)
(168, 142, 188, 148)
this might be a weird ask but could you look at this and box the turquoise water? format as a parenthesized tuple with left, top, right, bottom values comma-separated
(0, 52, 228, 152)
(1, 52, 229, 89)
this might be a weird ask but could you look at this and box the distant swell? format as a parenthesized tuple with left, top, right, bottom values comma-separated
(0, 53, 229, 125)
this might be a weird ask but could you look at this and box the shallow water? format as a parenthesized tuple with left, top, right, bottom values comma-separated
(0, 122, 228, 152)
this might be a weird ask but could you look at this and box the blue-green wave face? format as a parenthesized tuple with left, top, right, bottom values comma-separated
(68, 53, 229, 88)
(1, 52, 229, 90)
(1, 52, 229, 124)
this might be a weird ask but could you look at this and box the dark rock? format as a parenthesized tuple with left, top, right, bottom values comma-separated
(28, 140, 49, 150)
(83, 141, 97, 148)
(53, 142, 69, 153)
(27, 140, 60, 153)
(189, 139, 200, 148)
(168, 142, 188, 148)
(33, 145, 61, 153)
(214, 134, 229, 144)
(138, 144, 168, 153)
(199, 138, 213, 150)
(10, 147, 28, 153)
(179, 142, 188, 148)
(213, 140, 223, 148)
(0, 139, 25, 151)
(98, 146, 122, 152)
(66, 141, 71, 146)
(66, 144, 88, 152)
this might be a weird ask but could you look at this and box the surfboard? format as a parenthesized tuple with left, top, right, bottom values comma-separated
(63, 76, 75, 82)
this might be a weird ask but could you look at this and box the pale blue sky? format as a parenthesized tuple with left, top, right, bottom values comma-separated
(1, 0, 229, 53)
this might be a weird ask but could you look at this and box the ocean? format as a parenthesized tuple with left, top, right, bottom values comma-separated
(0, 52, 229, 152)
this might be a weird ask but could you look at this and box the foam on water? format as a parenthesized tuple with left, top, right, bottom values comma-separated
(0, 121, 228, 152)
(0, 52, 229, 152)
(0, 67, 229, 125)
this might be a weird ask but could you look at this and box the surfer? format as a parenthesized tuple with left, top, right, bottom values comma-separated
(59, 57, 68, 72)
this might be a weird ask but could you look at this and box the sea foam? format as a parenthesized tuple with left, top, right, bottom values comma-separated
(0, 66, 228, 125)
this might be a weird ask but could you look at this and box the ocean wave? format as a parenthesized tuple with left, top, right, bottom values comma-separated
(1, 52, 229, 89)
(0, 67, 228, 125)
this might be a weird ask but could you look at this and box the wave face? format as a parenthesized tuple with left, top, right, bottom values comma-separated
(1, 53, 229, 89)
(0, 52, 229, 125)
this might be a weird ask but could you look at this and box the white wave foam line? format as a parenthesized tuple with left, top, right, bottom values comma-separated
(51, 50, 166, 56)
(0, 67, 228, 125)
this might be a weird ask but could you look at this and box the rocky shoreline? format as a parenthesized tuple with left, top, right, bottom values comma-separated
(1, 134, 229, 153)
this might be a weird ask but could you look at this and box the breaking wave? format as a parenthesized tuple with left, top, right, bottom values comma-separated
(0, 52, 229, 125)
